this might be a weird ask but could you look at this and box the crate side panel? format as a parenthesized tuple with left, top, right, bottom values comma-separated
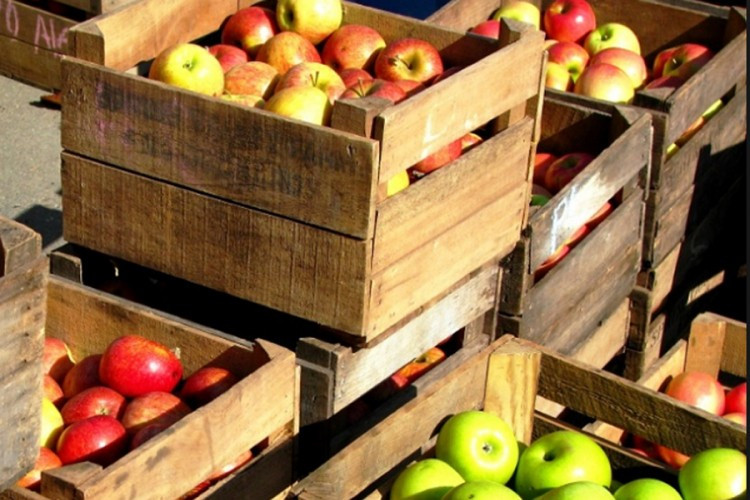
(0, 2, 76, 54)
(0, 35, 62, 90)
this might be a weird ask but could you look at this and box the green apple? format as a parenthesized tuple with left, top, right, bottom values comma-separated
(435, 410, 519, 485)
(276, 0, 342, 45)
(491, 1, 541, 30)
(443, 480, 522, 499)
(583, 23, 641, 56)
(535, 481, 615, 499)
(514, 430, 611, 499)
(148, 43, 225, 96)
(678, 448, 746, 500)
(390, 458, 464, 500)
(613, 478, 681, 499)
(264, 86, 332, 126)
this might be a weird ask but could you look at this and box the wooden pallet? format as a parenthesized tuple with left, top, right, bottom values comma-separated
(1, 273, 298, 500)
(0, 217, 47, 491)
(59, 0, 545, 344)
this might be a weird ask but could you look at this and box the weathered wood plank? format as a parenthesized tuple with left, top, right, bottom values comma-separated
(0, 34, 62, 90)
(0, 1, 76, 54)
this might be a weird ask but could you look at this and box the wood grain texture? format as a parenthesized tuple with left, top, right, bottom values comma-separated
(0, 1, 76, 53)
(61, 154, 372, 337)
(0, 218, 42, 277)
(687, 312, 746, 378)
(0, 34, 62, 90)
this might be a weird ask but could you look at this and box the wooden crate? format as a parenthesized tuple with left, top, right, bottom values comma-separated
(496, 98, 650, 366)
(276, 334, 744, 499)
(59, 0, 545, 344)
(1, 273, 298, 500)
(0, 218, 47, 491)
(587, 312, 746, 448)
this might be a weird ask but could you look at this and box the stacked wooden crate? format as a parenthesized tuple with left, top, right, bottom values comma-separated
(0, 217, 47, 491)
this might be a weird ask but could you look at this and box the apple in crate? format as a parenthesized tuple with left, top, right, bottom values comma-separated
(492, 0, 541, 30)
(660, 43, 714, 80)
(574, 63, 635, 104)
(224, 61, 280, 100)
(389, 346, 447, 390)
(584, 23, 641, 56)
(394, 79, 426, 97)
(56, 415, 128, 466)
(536, 481, 615, 499)
(470, 19, 501, 39)
(62, 353, 102, 398)
(339, 67, 372, 88)
(121, 391, 192, 435)
(678, 448, 746, 500)
(16, 447, 63, 491)
(546, 62, 573, 91)
(547, 41, 590, 83)
(723, 412, 746, 426)
(43, 374, 65, 407)
(207, 44, 248, 73)
(724, 381, 746, 415)
(443, 481, 522, 499)
(321, 24, 386, 73)
(221, 94, 265, 108)
(275, 62, 347, 102)
(341, 78, 407, 103)
(613, 478, 682, 500)
(390, 458, 464, 500)
(44, 337, 75, 383)
(375, 38, 444, 83)
(99, 334, 183, 398)
(149, 43, 225, 96)
(276, 0, 342, 45)
(179, 366, 240, 408)
(256, 31, 322, 76)
(589, 48, 647, 89)
(543, 0, 596, 44)
(221, 6, 279, 57)
(664, 371, 725, 415)
(40, 397, 64, 449)
(60, 386, 127, 425)
(130, 423, 169, 450)
(412, 138, 463, 174)
(544, 152, 594, 193)
(265, 86, 333, 126)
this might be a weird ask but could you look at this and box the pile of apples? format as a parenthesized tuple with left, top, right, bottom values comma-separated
(627, 374, 746, 469)
(148, 0, 486, 196)
(390, 409, 747, 499)
(16, 335, 252, 493)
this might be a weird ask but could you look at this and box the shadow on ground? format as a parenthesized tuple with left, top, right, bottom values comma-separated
(14, 204, 62, 249)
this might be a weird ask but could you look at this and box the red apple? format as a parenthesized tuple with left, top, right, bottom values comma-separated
(661, 43, 714, 80)
(224, 61, 280, 100)
(391, 347, 447, 390)
(207, 44, 248, 73)
(374, 38, 444, 83)
(61, 386, 127, 425)
(724, 382, 746, 415)
(220, 6, 279, 57)
(645, 75, 685, 90)
(130, 423, 169, 450)
(629, 434, 661, 461)
(274, 61, 347, 102)
(723, 412, 746, 426)
(589, 47, 647, 89)
(43, 374, 65, 407)
(206, 448, 254, 482)
(585, 201, 614, 229)
(43, 337, 75, 383)
(545, 61, 573, 91)
(256, 31, 321, 77)
(547, 41, 590, 83)
(651, 47, 677, 80)
(574, 63, 635, 104)
(393, 79, 426, 97)
(15, 447, 62, 491)
(534, 245, 571, 281)
(460, 132, 483, 153)
(56, 415, 128, 466)
(533, 152, 558, 185)
(563, 224, 590, 248)
(429, 65, 463, 86)
(665, 371, 725, 415)
(339, 67, 373, 89)
(412, 138, 462, 174)
(179, 366, 239, 408)
(544, 152, 594, 193)
(543, 0, 596, 44)
(321, 24, 386, 73)
(655, 444, 690, 469)
(470, 19, 501, 39)
(99, 335, 183, 398)
(341, 78, 407, 103)
(62, 354, 101, 399)
(121, 391, 191, 435)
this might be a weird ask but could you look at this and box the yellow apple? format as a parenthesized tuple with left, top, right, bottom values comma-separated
(264, 86, 332, 126)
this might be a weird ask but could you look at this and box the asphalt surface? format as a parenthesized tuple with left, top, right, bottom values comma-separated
(0, 75, 63, 250)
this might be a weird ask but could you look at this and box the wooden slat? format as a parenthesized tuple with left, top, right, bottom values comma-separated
(0, 218, 41, 277)
(0, 1, 76, 54)
(61, 154, 372, 337)
(687, 312, 747, 378)
(61, 59, 380, 240)
(0, 34, 62, 90)
(426, 0, 499, 29)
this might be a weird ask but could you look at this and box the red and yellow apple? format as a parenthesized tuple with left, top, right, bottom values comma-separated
(224, 61, 280, 100)
(375, 38, 444, 83)
(543, 0, 597, 44)
(43, 337, 75, 383)
(492, 0, 541, 30)
(589, 47, 647, 89)
(321, 24, 386, 73)
(264, 86, 333, 126)
(276, 0, 342, 45)
(412, 138, 462, 174)
(574, 63, 635, 104)
(207, 44, 249, 73)
(275, 61, 347, 102)
(584, 23, 641, 56)
(220, 6, 279, 57)
(256, 31, 322, 76)
(148, 43, 225, 97)
(547, 41, 590, 83)
(341, 78, 407, 103)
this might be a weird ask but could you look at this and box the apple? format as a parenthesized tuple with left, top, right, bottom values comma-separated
(546, 61, 573, 91)
(534, 152, 558, 185)
(655, 445, 691, 469)
(390, 458, 464, 500)
(543, 0, 597, 44)
(651, 47, 677, 79)
(374, 38, 444, 83)
(275, 61, 347, 102)
(256, 31, 322, 77)
(389, 347, 446, 390)
(613, 478, 682, 499)
(40, 397, 64, 449)
(435, 410, 519, 484)
(547, 41, 590, 83)
(207, 44, 248, 73)
(339, 67, 372, 88)
(584, 23, 641, 57)
(585, 201, 614, 229)
(43, 374, 65, 407)
(56, 415, 128, 466)
(574, 63, 635, 104)
(534, 244, 570, 282)
(675, 99, 723, 147)
(443, 480, 522, 499)
(666, 143, 680, 160)
(61, 386, 127, 425)
(276, 0, 342, 45)
(179, 366, 239, 408)
(224, 61, 280, 101)
(99, 335, 183, 398)
(341, 78, 407, 104)
(678, 448, 746, 500)
(43, 337, 75, 383)
(385, 170, 410, 198)
(514, 430, 612, 499)
(206, 448, 254, 483)
(429, 65, 463, 86)
(664, 371, 725, 415)
(264, 86, 333, 126)
(661, 43, 714, 80)
(492, 1, 541, 30)
(628, 434, 661, 461)
(130, 423, 169, 450)
(536, 481, 615, 499)
(531, 184, 552, 206)
(412, 138, 462, 174)
(221, 94, 266, 108)
(221, 6, 278, 57)
(62, 354, 101, 399)
(15, 447, 63, 491)
(725, 382, 746, 415)
(563, 224, 590, 248)
(470, 19, 501, 39)
(644, 75, 684, 91)
(321, 24, 386, 73)
(460, 132, 483, 153)
(589, 47, 647, 89)
(723, 412, 746, 426)
(393, 79, 426, 97)
(148, 43, 225, 96)
(121, 391, 192, 435)
(544, 152, 594, 193)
